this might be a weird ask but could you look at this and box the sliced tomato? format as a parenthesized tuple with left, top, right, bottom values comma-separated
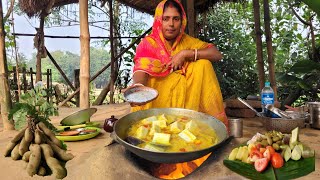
(260, 147, 266, 154)
(249, 149, 263, 162)
(271, 152, 284, 168)
(266, 146, 276, 155)
(255, 143, 262, 150)
(263, 148, 271, 160)
(254, 157, 269, 172)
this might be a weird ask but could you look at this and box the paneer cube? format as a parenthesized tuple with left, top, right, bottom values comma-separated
(157, 114, 168, 121)
(185, 120, 198, 133)
(144, 143, 165, 152)
(151, 133, 171, 146)
(170, 121, 184, 133)
(149, 124, 161, 136)
(135, 126, 149, 139)
(153, 119, 167, 128)
(178, 129, 196, 142)
(165, 115, 177, 124)
(141, 116, 158, 125)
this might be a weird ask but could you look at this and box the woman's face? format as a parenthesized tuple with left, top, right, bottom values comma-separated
(161, 6, 182, 42)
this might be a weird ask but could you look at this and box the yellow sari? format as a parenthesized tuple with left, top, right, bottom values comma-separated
(132, 0, 228, 126)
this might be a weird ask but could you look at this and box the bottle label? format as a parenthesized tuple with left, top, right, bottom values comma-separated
(262, 93, 274, 105)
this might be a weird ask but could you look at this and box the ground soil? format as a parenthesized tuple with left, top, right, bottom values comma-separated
(0, 103, 131, 180)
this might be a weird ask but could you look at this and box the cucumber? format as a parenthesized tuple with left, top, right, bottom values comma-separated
(236, 146, 245, 160)
(228, 147, 239, 161)
(284, 147, 292, 162)
(291, 145, 302, 161)
(290, 127, 299, 145)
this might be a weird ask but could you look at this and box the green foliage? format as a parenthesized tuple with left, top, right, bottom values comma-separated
(9, 85, 59, 130)
(199, 0, 319, 105)
(199, 3, 259, 99)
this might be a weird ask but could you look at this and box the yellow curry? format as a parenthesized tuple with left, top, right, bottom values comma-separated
(127, 114, 218, 152)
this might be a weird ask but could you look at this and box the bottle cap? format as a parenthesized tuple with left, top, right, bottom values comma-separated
(265, 82, 270, 87)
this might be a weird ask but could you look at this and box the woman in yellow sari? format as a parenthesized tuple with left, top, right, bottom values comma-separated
(130, 0, 228, 127)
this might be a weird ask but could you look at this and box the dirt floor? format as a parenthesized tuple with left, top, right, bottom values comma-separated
(0, 103, 132, 180)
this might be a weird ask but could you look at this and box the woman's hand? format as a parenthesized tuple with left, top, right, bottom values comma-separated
(166, 50, 191, 71)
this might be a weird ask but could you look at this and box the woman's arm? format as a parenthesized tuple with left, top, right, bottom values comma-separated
(181, 46, 222, 62)
(168, 46, 223, 70)
(196, 46, 223, 62)
(132, 71, 149, 86)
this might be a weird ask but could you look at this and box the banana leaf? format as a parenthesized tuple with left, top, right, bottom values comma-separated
(223, 157, 315, 180)
(223, 160, 276, 180)
(302, 0, 320, 16)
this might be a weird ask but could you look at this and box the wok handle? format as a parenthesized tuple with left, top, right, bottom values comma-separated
(107, 132, 119, 146)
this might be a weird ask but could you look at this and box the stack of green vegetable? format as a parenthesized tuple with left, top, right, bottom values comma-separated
(3, 85, 73, 179)
(4, 121, 74, 179)
(224, 127, 315, 179)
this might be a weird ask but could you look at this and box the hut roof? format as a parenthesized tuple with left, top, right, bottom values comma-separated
(18, 0, 242, 18)
(116, 0, 242, 14)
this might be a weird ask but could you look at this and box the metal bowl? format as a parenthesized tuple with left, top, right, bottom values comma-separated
(264, 117, 305, 133)
(60, 108, 97, 126)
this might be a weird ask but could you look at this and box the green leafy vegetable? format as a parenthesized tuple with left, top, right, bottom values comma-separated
(9, 85, 58, 130)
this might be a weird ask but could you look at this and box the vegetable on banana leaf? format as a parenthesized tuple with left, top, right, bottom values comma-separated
(224, 156, 315, 180)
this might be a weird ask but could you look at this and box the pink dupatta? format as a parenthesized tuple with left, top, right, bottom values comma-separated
(133, 0, 187, 77)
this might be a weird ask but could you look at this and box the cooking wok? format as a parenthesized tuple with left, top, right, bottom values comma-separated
(112, 108, 229, 163)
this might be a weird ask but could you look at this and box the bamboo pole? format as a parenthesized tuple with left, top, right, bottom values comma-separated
(109, 0, 115, 104)
(263, 0, 277, 99)
(11, 11, 21, 98)
(252, 0, 265, 91)
(12, 33, 139, 39)
(0, 0, 14, 130)
(22, 67, 27, 93)
(79, 0, 90, 108)
(74, 69, 80, 107)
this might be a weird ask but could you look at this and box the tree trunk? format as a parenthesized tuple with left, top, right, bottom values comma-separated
(186, 0, 195, 37)
(252, 0, 265, 91)
(93, 1, 121, 105)
(0, 1, 14, 130)
(263, 0, 277, 100)
(35, 16, 45, 82)
(79, 0, 90, 108)
(109, 0, 115, 104)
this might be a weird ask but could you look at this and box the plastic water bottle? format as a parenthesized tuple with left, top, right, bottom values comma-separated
(261, 82, 274, 117)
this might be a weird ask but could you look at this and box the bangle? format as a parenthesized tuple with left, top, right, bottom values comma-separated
(133, 83, 144, 86)
(194, 49, 198, 61)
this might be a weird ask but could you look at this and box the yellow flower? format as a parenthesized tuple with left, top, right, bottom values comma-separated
(155, 8, 163, 18)
(153, 59, 163, 68)
(140, 58, 150, 69)
(160, 50, 166, 56)
(147, 37, 158, 48)
(152, 66, 162, 73)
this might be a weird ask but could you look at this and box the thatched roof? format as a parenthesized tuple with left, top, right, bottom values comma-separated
(19, 0, 78, 17)
(18, 0, 242, 18)
(116, 0, 242, 14)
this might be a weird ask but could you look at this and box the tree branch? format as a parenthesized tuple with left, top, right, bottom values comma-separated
(4, 0, 14, 21)
(289, 4, 310, 26)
